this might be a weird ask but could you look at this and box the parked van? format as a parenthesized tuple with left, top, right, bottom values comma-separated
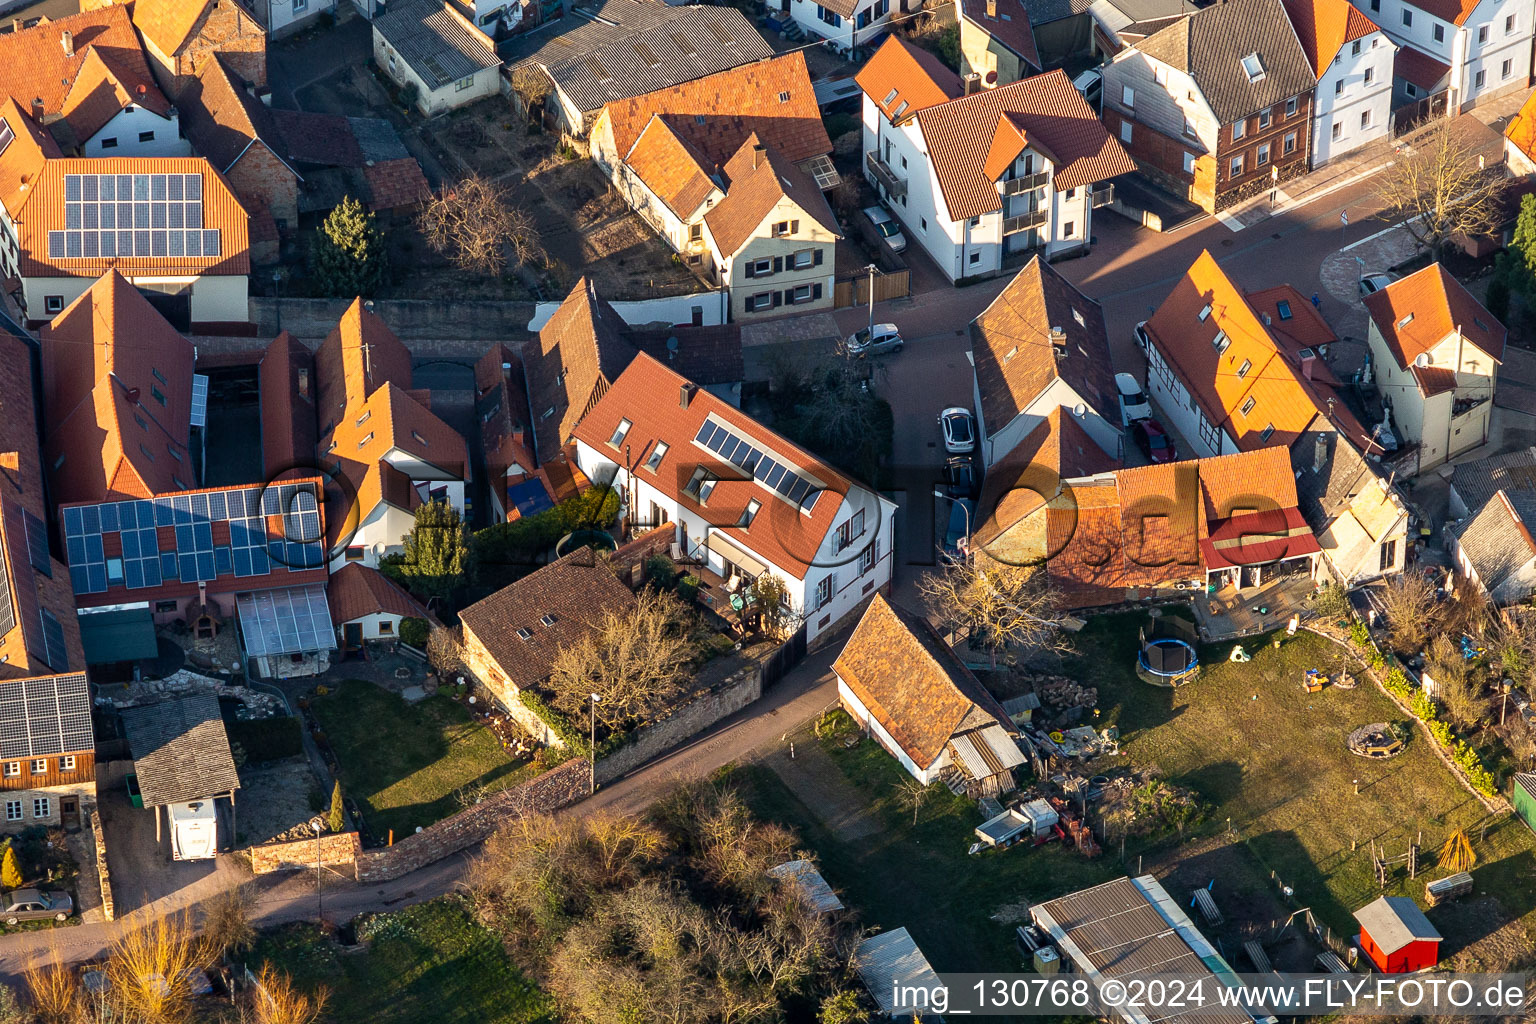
(169, 800, 217, 861)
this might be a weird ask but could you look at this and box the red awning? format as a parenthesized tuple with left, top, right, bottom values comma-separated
(1201, 507, 1320, 570)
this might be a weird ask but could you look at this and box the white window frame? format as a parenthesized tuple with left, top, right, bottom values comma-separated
(32, 798, 49, 819)
(1120, 121, 1132, 144)
(31, 759, 45, 775)
(790, 283, 814, 304)
(1121, 85, 1135, 107)
(1182, 151, 1196, 173)
(791, 249, 815, 270)
(814, 575, 833, 609)
(1232, 119, 1247, 140)
(4, 802, 19, 822)
(455, 75, 475, 92)
(61, 755, 75, 771)
(747, 291, 773, 312)
(2, 763, 16, 778)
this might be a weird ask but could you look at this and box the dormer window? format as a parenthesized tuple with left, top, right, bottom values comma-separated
(608, 418, 632, 447)
(540, 613, 557, 627)
(882, 87, 898, 105)
(893, 100, 909, 118)
(356, 410, 371, 426)
(1260, 423, 1276, 442)
(1241, 396, 1256, 416)
(1198, 304, 1212, 322)
(645, 441, 669, 471)
(1241, 52, 1265, 82)
(1397, 313, 1414, 328)
(358, 432, 374, 448)
(740, 499, 761, 527)
(516, 627, 533, 641)
(1276, 299, 1293, 320)
(1236, 359, 1252, 379)
(1211, 330, 1230, 353)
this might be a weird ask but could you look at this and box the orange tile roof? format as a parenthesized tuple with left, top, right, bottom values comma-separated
(313, 297, 415, 431)
(1245, 284, 1339, 374)
(971, 255, 1116, 439)
(0, 99, 60, 213)
(1362, 262, 1506, 374)
(0, 6, 169, 137)
(1507, 90, 1536, 162)
(915, 69, 1136, 220)
(1143, 250, 1326, 452)
(853, 35, 963, 124)
(832, 594, 1015, 769)
(603, 52, 831, 171)
(0, 329, 86, 679)
(11, 155, 250, 278)
(522, 277, 635, 465)
(624, 114, 721, 219)
(41, 271, 196, 505)
(131, 0, 223, 57)
(973, 408, 1120, 549)
(178, 53, 296, 178)
(704, 134, 839, 257)
(327, 561, 433, 625)
(1282, 0, 1381, 77)
(571, 351, 860, 580)
(258, 331, 317, 479)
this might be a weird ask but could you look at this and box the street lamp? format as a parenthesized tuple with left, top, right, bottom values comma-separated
(588, 694, 601, 794)
(1353, 255, 1366, 295)
(308, 815, 326, 924)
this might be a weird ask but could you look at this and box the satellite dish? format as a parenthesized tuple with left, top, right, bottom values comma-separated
(666, 336, 680, 360)
(1414, 353, 1430, 368)
(1073, 403, 1088, 417)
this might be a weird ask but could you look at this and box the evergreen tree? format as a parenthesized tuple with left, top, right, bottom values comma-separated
(310, 195, 388, 298)
(397, 500, 470, 600)
(1509, 193, 1536, 295)
(328, 780, 345, 834)
(1, 846, 22, 890)
(1486, 254, 1512, 323)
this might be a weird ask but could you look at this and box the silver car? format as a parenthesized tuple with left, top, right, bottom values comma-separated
(2, 888, 72, 924)
(846, 323, 903, 357)
(862, 206, 907, 253)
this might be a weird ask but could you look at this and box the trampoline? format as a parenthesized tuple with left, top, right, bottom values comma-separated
(1136, 618, 1200, 686)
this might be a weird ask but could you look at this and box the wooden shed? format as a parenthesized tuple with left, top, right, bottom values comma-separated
(1354, 896, 1441, 973)
(1512, 773, 1536, 834)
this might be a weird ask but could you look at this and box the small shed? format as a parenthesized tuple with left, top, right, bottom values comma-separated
(1354, 896, 1441, 973)
(121, 695, 241, 845)
(853, 928, 943, 1018)
(1511, 773, 1536, 834)
(767, 860, 844, 914)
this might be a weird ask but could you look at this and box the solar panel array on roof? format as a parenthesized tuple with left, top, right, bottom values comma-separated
(0, 673, 92, 758)
(62, 481, 324, 596)
(47, 173, 219, 261)
(694, 419, 823, 512)
(235, 585, 335, 657)
(188, 374, 210, 429)
(22, 510, 50, 578)
(0, 539, 15, 641)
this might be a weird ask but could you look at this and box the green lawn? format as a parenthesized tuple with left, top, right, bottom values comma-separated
(736, 612, 1536, 972)
(310, 680, 533, 840)
(249, 899, 553, 1024)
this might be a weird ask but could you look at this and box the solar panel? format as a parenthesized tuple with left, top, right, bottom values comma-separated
(189, 374, 209, 428)
(21, 509, 48, 577)
(37, 609, 68, 673)
(235, 585, 335, 657)
(53, 173, 218, 262)
(0, 674, 90, 759)
(0, 538, 14, 640)
(689, 419, 828, 514)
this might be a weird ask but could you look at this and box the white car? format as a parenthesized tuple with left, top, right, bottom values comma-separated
(938, 407, 975, 454)
(846, 323, 903, 357)
(1359, 273, 1394, 298)
(1116, 372, 1151, 425)
(863, 206, 907, 254)
(1072, 67, 1103, 112)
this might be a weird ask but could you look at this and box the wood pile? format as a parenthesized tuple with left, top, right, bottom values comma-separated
(1033, 675, 1097, 709)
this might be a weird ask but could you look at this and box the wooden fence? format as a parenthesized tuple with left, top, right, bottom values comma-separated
(834, 269, 910, 308)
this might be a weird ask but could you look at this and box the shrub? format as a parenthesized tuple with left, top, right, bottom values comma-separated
(518, 690, 589, 754)
(226, 717, 303, 763)
(677, 575, 700, 603)
(645, 554, 678, 589)
(399, 616, 430, 648)
(1349, 619, 1372, 649)
(1314, 582, 1350, 622)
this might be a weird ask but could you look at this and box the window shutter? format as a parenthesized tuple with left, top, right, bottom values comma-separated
(773, 256, 783, 273)
(813, 248, 823, 266)
(772, 291, 782, 307)
(791, 219, 801, 233)
(812, 283, 822, 300)
(745, 261, 755, 278)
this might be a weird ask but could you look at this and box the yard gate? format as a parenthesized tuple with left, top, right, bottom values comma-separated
(834, 270, 910, 308)
(761, 627, 807, 689)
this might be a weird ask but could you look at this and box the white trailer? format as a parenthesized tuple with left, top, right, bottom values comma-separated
(168, 800, 218, 861)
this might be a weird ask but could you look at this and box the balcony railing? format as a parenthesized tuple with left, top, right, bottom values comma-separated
(865, 152, 907, 197)
(1090, 183, 1115, 208)
(1003, 208, 1048, 235)
(998, 171, 1049, 196)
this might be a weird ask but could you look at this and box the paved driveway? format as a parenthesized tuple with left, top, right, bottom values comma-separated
(266, 17, 374, 110)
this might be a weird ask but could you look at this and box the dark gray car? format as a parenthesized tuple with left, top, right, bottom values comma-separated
(2, 888, 72, 923)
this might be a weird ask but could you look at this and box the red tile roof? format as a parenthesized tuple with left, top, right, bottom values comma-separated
(1281, 0, 1381, 77)
(177, 53, 296, 178)
(832, 594, 1015, 769)
(624, 114, 722, 219)
(0, 99, 62, 213)
(1362, 262, 1506, 374)
(603, 52, 831, 170)
(313, 298, 415, 430)
(327, 562, 433, 625)
(0, 6, 170, 141)
(853, 35, 963, 124)
(959, 0, 1041, 73)
(41, 271, 196, 505)
(571, 351, 860, 580)
(1394, 45, 1451, 91)
(704, 134, 839, 258)
(1400, 0, 1482, 27)
(1507, 90, 1536, 162)
(973, 408, 1120, 548)
(131, 0, 225, 57)
(522, 277, 634, 465)
(915, 69, 1136, 220)
(362, 158, 431, 211)
(258, 331, 317, 480)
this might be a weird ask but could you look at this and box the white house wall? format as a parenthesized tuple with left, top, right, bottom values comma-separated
(1311, 32, 1395, 164)
(21, 272, 248, 325)
(83, 107, 191, 158)
(1355, 0, 1532, 110)
(980, 378, 1120, 468)
(329, 501, 417, 571)
(786, 0, 893, 52)
(374, 29, 501, 116)
(836, 677, 940, 782)
(340, 610, 406, 641)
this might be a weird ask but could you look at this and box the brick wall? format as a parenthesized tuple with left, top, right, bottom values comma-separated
(1102, 108, 1216, 211)
(353, 757, 590, 883)
(249, 298, 538, 341)
(609, 525, 675, 584)
(595, 662, 760, 784)
(181, 0, 268, 90)
(226, 143, 300, 229)
(247, 831, 362, 874)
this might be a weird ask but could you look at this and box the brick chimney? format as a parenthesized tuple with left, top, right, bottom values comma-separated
(297, 367, 311, 400)
(985, 0, 996, 16)
(60, 30, 72, 57)
(1300, 350, 1317, 379)
(753, 143, 765, 169)
(680, 383, 696, 408)
(31, 97, 43, 121)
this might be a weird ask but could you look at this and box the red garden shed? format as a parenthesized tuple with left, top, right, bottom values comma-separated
(1354, 896, 1442, 973)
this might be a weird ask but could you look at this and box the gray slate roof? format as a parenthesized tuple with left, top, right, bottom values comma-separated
(121, 695, 241, 807)
(1453, 493, 1536, 592)
(1451, 447, 1536, 516)
(1353, 896, 1440, 955)
(376, 0, 501, 90)
(1291, 424, 1376, 533)
(505, 0, 773, 117)
(1136, 0, 1314, 124)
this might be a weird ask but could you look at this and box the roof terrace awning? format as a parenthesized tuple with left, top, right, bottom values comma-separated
(236, 585, 336, 658)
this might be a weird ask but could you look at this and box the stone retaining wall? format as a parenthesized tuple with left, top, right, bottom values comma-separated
(250, 297, 537, 342)
(247, 831, 363, 874)
(595, 663, 761, 785)
(90, 810, 113, 922)
(353, 757, 590, 883)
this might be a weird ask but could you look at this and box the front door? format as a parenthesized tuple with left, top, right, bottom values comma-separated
(343, 623, 363, 651)
(60, 797, 78, 828)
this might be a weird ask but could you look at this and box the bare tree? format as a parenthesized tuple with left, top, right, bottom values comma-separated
(893, 776, 933, 825)
(249, 965, 328, 1024)
(509, 66, 553, 122)
(202, 884, 256, 959)
(1377, 117, 1507, 256)
(918, 554, 1065, 667)
(1377, 573, 1441, 654)
(547, 590, 694, 729)
(418, 174, 544, 277)
(1427, 635, 1485, 729)
(104, 911, 213, 1024)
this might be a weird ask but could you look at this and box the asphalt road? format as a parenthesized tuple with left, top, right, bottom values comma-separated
(0, 642, 843, 977)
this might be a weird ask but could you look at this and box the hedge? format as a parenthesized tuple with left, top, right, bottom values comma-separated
(227, 716, 304, 763)
(518, 690, 590, 754)
(472, 487, 622, 569)
(399, 616, 430, 648)
(1364, 633, 1497, 796)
